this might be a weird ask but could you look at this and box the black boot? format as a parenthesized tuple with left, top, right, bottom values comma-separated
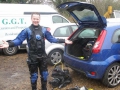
(31, 82, 37, 90)
(32, 85, 37, 90)
(41, 81, 47, 90)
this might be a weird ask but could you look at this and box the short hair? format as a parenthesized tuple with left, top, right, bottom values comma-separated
(31, 12, 40, 18)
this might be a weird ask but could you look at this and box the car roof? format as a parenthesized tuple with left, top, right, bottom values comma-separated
(105, 22, 120, 31)
(107, 22, 120, 27)
(107, 18, 120, 23)
(106, 18, 120, 28)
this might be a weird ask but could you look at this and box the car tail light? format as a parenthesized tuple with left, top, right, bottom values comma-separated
(90, 71, 96, 76)
(92, 30, 107, 53)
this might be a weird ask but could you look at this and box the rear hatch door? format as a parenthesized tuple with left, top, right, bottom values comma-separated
(57, 1, 107, 28)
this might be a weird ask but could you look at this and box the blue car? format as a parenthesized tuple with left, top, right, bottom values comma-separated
(58, 1, 120, 87)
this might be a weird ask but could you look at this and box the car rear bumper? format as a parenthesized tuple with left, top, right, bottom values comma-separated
(64, 54, 109, 79)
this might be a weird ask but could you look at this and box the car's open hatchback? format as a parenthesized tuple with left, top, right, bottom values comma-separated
(58, 1, 106, 28)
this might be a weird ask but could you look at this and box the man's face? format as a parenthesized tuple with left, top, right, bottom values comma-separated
(31, 14, 40, 26)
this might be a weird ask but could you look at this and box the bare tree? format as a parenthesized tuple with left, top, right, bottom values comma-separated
(52, 0, 120, 19)
(0, 0, 28, 3)
(89, 0, 120, 17)
(26, 0, 42, 4)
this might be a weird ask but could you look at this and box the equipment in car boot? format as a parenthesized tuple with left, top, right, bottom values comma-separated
(82, 41, 94, 59)
(49, 62, 72, 89)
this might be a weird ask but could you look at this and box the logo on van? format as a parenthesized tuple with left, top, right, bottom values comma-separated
(2, 18, 26, 25)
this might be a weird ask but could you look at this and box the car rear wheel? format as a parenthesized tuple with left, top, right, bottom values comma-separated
(102, 62, 120, 87)
(3, 47, 18, 56)
(48, 49, 63, 66)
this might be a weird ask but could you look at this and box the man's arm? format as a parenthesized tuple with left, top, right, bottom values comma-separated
(9, 29, 27, 46)
(45, 29, 72, 44)
(0, 29, 27, 48)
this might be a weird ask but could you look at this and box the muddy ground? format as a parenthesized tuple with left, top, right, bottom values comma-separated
(0, 50, 120, 90)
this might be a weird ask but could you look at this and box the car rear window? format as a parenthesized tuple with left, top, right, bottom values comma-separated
(78, 28, 99, 38)
(73, 9, 98, 22)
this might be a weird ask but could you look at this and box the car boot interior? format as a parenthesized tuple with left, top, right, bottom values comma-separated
(67, 38, 96, 59)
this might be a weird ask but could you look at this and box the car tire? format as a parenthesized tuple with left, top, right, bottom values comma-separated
(3, 47, 18, 56)
(102, 62, 120, 88)
(48, 49, 63, 66)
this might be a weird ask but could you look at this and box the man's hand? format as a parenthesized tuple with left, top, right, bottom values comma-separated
(0, 40, 9, 48)
(65, 39, 73, 44)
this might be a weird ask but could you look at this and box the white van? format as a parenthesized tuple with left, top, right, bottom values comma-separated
(0, 4, 71, 55)
(113, 10, 120, 18)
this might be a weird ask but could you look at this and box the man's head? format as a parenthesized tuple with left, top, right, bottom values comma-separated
(31, 12, 40, 26)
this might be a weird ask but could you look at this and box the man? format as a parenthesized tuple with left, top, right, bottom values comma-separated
(0, 12, 72, 90)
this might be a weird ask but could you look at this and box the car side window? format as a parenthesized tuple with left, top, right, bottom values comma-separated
(112, 29, 120, 43)
(53, 26, 71, 37)
(52, 16, 69, 23)
(71, 25, 78, 32)
(78, 28, 97, 38)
